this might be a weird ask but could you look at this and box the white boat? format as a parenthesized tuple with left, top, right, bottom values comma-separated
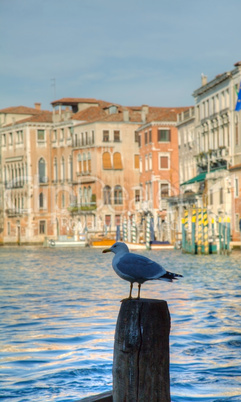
(48, 235, 87, 248)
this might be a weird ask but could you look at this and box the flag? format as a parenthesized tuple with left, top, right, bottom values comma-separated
(235, 82, 241, 111)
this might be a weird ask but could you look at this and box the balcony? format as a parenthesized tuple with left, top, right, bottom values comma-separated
(68, 202, 97, 214)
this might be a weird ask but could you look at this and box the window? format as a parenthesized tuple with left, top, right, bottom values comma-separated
(145, 132, 148, 145)
(135, 131, 139, 143)
(9, 133, 13, 145)
(103, 130, 109, 142)
(37, 130, 45, 141)
(114, 130, 120, 142)
(53, 130, 57, 141)
(2, 134, 6, 146)
(115, 215, 121, 225)
(88, 152, 91, 172)
(160, 155, 169, 169)
(160, 183, 169, 198)
(114, 185, 123, 204)
(68, 156, 73, 181)
(39, 220, 46, 234)
(149, 130, 152, 143)
(39, 192, 44, 208)
(7, 222, 11, 236)
(103, 185, 111, 204)
(235, 214, 240, 232)
(145, 155, 148, 171)
(102, 152, 112, 169)
(62, 192, 65, 207)
(158, 129, 170, 142)
(105, 215, 111, 227)
(17, 130, 23, 143)
(38, 158, 46, 183)
(210, 188, 213, 205)
(60, 128, 64, 141)
(149, 154, 152, 170)
(219, 187, 223, 204)
(235, 122, 239, 146)
(78, 154, 82, 174)
(61, 157, 65, 181)
(113, 152, 123, 169)
(134, 155, 139, 169)
(135, 189, 140, 202)
(235, 178, 239, 197)
(92, 130, 95, 144)
(83, 153, 87, 172)
(53, 158, 58, 182)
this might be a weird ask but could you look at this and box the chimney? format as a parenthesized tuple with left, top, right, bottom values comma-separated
(201, 74, 207, 86)
(35, 102, 41, 111)
(141, 105, 149, 123)
(123, 109, 129, 122)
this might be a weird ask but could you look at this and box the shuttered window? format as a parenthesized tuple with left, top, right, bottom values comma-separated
(134, 155, 139, 169)
(160, 156, 169, 169)
(113, 152, 123, 169)
(102, 152, 112, 169)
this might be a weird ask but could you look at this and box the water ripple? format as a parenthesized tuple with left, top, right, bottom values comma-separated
(0, 247, 241, 401)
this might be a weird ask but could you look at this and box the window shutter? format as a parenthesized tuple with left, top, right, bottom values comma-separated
(134, 154, 140, 169)
(103, 152, 112, 169)
(113, 152, 123, 169)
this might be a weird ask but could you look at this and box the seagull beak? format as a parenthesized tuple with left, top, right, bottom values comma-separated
(102, 248, 112, 253)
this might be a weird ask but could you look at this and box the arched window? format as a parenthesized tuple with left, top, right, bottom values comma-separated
(79, 187, 82, 205)
(39, 192, 44, 208)
(61, 157, 65, 181)
(103, 185, 111, 205)
(114, 185, 123, 205)
(83, 153, 87, 172)
(102, 152, 112, 169)
(39, 158, 46, 183)
(88, 152, 91, 172)
(113, 152, 123, 169)
(78, 154, 82, 174)
(68, 156, 73, 181)
(88, 186, 92, 204)
(84, 186, 88, 204)
(54, 158, 58, 182)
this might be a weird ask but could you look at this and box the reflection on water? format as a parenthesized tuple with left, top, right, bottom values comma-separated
(0, 247, 241, 401)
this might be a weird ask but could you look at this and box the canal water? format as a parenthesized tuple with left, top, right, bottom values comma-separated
(0, 246, 241, 402)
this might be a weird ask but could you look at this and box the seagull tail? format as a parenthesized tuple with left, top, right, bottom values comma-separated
(160, 270, 183, 282)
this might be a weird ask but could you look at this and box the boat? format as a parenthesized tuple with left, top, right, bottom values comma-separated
(48, 234, 87, 248)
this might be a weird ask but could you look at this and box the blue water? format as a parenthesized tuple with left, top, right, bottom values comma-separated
(0, 247, 241, 402)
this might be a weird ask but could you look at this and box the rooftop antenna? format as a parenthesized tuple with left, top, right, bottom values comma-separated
(51, 78, 56, 100)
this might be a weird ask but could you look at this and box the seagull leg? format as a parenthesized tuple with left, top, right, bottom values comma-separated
(129, 282, 133, 299)
(137, 283, 141, 299)
(120, 283, 133, 302)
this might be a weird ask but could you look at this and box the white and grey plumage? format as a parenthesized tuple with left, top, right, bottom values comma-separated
(103, 242, 183, 299)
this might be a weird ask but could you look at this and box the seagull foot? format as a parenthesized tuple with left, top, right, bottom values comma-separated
(120, 297, 132, 302)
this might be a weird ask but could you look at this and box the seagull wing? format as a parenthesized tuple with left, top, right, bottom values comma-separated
(115, 253, 166, 281)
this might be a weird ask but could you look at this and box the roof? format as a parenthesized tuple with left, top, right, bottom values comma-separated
(51, 97, 112, 108)
(229, 163, 241, 171)
(0, 106, 46, 115)
(3, 111, 53, 126)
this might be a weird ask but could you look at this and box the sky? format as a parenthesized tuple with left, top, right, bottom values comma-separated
(0, 0, 241, 111)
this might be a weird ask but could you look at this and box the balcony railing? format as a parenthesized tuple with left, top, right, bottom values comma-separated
(68, 202, 97, 213)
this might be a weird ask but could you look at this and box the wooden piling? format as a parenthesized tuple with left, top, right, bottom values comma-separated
(112, 299, 171, 402)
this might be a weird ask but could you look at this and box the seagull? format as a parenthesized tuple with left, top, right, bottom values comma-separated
(102, 242, 183, 299)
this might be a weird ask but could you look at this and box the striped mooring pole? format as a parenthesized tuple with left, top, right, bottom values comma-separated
(146, 215, 151, 250)
(197, 208, 203, 255)
(123, 218, 128, 242)
(131, 218, 137, 244)
(226, 216, 231, 254)
(191, 205, 196, 254)
(218, 216, 222, 254)
(203, 208, 209, 255)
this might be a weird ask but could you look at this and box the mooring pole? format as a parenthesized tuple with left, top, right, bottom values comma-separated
(112, 299, 171, 402)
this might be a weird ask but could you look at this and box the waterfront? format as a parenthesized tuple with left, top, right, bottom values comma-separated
(0, 246, 241, 402)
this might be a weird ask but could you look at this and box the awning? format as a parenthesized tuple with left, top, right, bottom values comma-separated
(181, 172, 206, 186)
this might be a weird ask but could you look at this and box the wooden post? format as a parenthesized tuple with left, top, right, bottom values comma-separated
(112, 299, 171, 402)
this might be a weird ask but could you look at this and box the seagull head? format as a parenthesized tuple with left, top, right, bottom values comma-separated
(102, 242, 129, 255)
